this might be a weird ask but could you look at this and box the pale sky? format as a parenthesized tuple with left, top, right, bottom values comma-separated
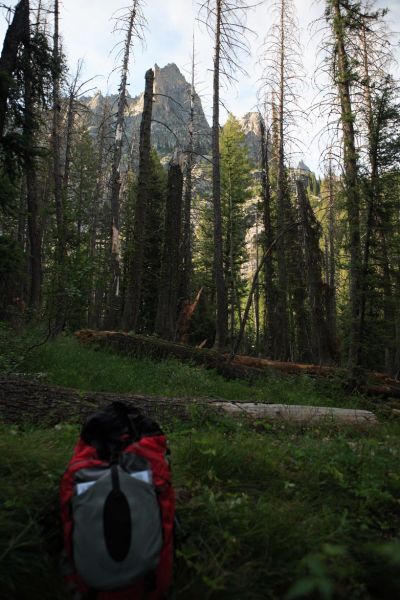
(1, 0, 399, 174)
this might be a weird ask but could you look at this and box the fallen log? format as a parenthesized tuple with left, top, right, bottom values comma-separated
(225, 354, 400, 390)
(226, 354, 344, 377)
(360, 385, 400, 400)
(75, 330, 264, 381)
(0, 378, 378, 428)
(214, 402, 378, 426)
(75, 330, 400, 399)
(0, 377, 207, 425)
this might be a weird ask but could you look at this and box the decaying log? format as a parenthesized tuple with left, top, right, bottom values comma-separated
(360, 385, 400, 400)
(0, 378, 378, 428)
(0, 377, 207, 425)
(226, 354, 344, 376)
(75, 330, 400, 399)
(230, 354, 400, 387)
(214, 402, 378, 426)
(75, 330, 264, 381)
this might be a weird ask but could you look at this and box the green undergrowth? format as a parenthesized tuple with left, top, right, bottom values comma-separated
(1, 417, 399, 599)
(3, 331, 399, 597)
(20, 335, 367, 410)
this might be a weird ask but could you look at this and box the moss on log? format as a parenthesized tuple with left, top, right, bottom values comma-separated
(0, 378, 378, 428)
(75, 330, 400, 399)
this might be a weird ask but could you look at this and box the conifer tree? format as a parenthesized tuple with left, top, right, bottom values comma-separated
(259, 0, 303, 360)
(107, 0, 145, 328)
(199, 0, 252, 350)
(220, 114, 252, 345)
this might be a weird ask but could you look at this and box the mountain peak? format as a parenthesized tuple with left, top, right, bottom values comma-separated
(297, 160, 311, 172)
(154, 62, 184, 79)
(238, 112, 262, 136)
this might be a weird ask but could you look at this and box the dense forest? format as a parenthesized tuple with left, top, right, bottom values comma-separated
(1, 2, 400, 599)
(0, 0, 399, 375)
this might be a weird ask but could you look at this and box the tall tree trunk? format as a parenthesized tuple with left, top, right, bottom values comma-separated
(180, 34, 196, 307)
(122, 68, 154, 331)
(62, 82, 77, 199)
(51, 0, 66, 334)
(289, 217, 310, 362)
(226, 161, 239, 347)
(22, 1, 42, 313)
(106, 8, 136, 328)
(275, 0, 290, 360)
(297, 179, 333, 363)
(358, 19, 380, 365)
(326, 158, 337, 343)
(381, 230, 396, 374)
(394, 270, 400, 379)
(88, 99, 110, 328)
(331, 0, 362, 375)
(0, 0, 29, 139)
(155, 161, 183, 340)
(260, 116, 276, 357)
(212, 0, 228, 350)
(254, 209, 260, 355)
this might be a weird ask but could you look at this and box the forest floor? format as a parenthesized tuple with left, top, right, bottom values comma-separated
(1, 331, 400, 599)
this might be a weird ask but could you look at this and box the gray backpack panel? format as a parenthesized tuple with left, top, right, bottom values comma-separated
(72, 466, 162, 591)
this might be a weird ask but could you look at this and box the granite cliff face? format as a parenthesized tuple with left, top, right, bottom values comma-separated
(84, 64, 312, 170)
(150, 63, 210, 155)
(83, 69, 316, 177)
(84, 63, 211, 161)
(238, 112, 262, 164)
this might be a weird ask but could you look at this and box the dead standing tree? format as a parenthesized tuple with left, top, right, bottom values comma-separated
(325, 0, 374, 377)
(0, 0, 29, 139)
(259, 0, 304, 360)
(50, 0, 67, 334)
(180, 34, 196, 309)
(88, 96, 113, 329)
(323, 155, 338, 347)
(296, 179, 334, 363)
(155, 159, 184, 340)
(106, 0, 145, 329)
(259, 111, 278, 357)
(122, 67, 154, 332)
(198, 0, 253, 350)
(22, 0, 42, 313)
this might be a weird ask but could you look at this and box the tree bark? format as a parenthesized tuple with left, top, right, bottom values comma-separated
(212, 0, 228, 350)
(0, 377, 379, 427)
(274, 1, 290, 361)
(22, 1, 42, 312)
(176, 287, 203, 344)
(326, 159, 337, 343)
(297, 179, 333, 363)
(358, 19, 380, 366)
(88, 98, 111, 329)
(331, 0, 362, 375)
(0, 0, 29, 139)
(122, 68, 154, 331)
(180, 36, 195, 307)
(51, 0, 67, 334)
(106, 8, 136, 328)
(260, 116, 276, 357)
(155, 161, 183, 340)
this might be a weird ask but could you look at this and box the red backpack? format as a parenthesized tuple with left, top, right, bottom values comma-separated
(60, 402, 175, 600)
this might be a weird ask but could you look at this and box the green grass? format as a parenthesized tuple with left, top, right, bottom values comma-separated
(1, 419, 399, 599)
(1, 332, 399, 598)
(0, 425, 76, 599)
(21, 335, 365, 409)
